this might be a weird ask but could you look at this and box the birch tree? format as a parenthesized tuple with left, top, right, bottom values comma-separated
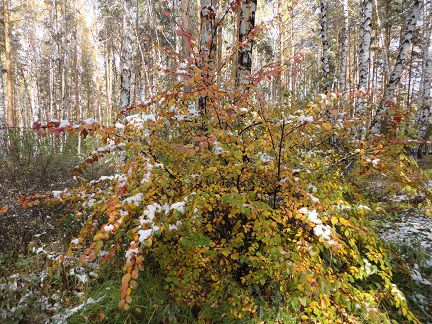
(180, 0, 191, 56)
(235, 0, 257, 87)
(339, 0, 349, 107)
(120, 0, 135, 112)
(415, 0, 432, 154)
(371, 0, 422, 134)
(3, 0, 14, 127)
(319, 0, 331, 92)
(355, 0, 373, 120)
(199, 0, 217, 62)
(198, 0, 217, 111)
(0, 59, 6, 154)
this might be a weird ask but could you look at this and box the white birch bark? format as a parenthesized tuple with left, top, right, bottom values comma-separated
(339, 0, 349, 104)
(235, 0, 257, 87)
(319, 0, 331, 92)
(0, 60, 6, 155)
(355, 0, 373, 118)
(373, 0, 390, 82)
(120, 0, 135, 112)
(199, 0, 217, 112)
(415, 0, 432, 145)
(3, 0, 14, 127)
(200, 0, 217, 61)
(371, 0, 422, 134)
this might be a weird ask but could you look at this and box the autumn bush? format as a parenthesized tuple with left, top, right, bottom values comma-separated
(23, 72, 428, 322)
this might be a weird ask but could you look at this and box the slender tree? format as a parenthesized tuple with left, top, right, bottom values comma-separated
(120, 0, 135, 112)
(3, 0, 14, 127)
(319, 0, 330, 92)
(198, 0, 217, 112)
(0, 58, 5, 153)
(339, 0, 349, 108)
(180, 0, 191, 56)
(73, 0, 80, 122)
(415, 0, 432, 155)
(371, 0, 422, 134)
(355, 0, 373, 120)
(199, 0, 217, 61)
(235, 0, 257, 87)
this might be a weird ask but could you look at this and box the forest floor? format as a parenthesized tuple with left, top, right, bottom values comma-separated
(0, 147, 431, 323)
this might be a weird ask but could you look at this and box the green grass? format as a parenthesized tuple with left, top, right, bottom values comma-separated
(67, 269, 196, 324)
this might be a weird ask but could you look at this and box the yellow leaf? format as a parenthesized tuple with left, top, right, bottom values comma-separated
(339, 217, 350, 226)
(322, 122, 332, 131)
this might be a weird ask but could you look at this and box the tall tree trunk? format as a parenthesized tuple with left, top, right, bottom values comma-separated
(106, 43, 113, 122)
(3, 0, 14, 127)
(199, 0, 217, 62)
(319, 0, 331, 92)
(415, 0, 432, 154)
(373, 0, 390, 84)
(355, 0, 373, 123)
(339, 0, 349, 109)
(120, 0, 135, 112)
(235, 0, 257, 87)
(216, 0, 223, 85)
(275, 0, 283, 99)
(60, 0, 67, 120)
(73, 0, 80, 123)
(0, 56, 6, 153)
(180, 0, 191, 56)
(371, 0, 422, 134)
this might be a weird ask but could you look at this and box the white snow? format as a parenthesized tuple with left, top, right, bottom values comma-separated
(313, 224, 332, 240)
(59, 119, 70, 128)
(298, 207, 322, 224)
(358, 204, 372, 211)
(298, 116, 314, 123)
(170, 201, 185, 213)
(213, 141, 225, 155)
(122, 193, 143, 206)
(52, 191, 62, 199)
(142, 203, 162, 222)
(104, 224, 114, 232)
(257, 152, 274, 163)
(51, 297, 101, 323)
(138, 229, 153, 242)
(83, 118, 95, 125)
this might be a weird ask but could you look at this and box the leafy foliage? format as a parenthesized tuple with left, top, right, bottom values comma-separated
(22, 64, 428, 322)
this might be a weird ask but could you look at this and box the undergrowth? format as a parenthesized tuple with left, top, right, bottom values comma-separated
(20, 73, 431, 322)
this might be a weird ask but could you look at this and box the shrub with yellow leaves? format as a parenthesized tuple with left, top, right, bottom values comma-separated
(22, 69, 425, 322)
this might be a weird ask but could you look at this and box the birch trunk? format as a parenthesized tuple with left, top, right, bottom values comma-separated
(235, 0, 257, 87)
(373, 0, 390, 83)
(180, 0, 191, 56)
(73, 0, 80, 122)
(319, 0, 331, 92)
(0, 58, 6, 154)
(3, 0, 14, 127)
(120, 0, 135, 112)
(355, 0, 372, 119)
(371, 0, 422, 134)
(339, 0, 349, 108)
(415, 0, 432, 151)
(199, 0, 217, 62)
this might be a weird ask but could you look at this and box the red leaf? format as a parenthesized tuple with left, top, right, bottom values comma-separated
(33, 121, 42, 130)
(81, 128, 88, 138)
(162, 11, 170, 17)
(47, 120, 60, 128)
